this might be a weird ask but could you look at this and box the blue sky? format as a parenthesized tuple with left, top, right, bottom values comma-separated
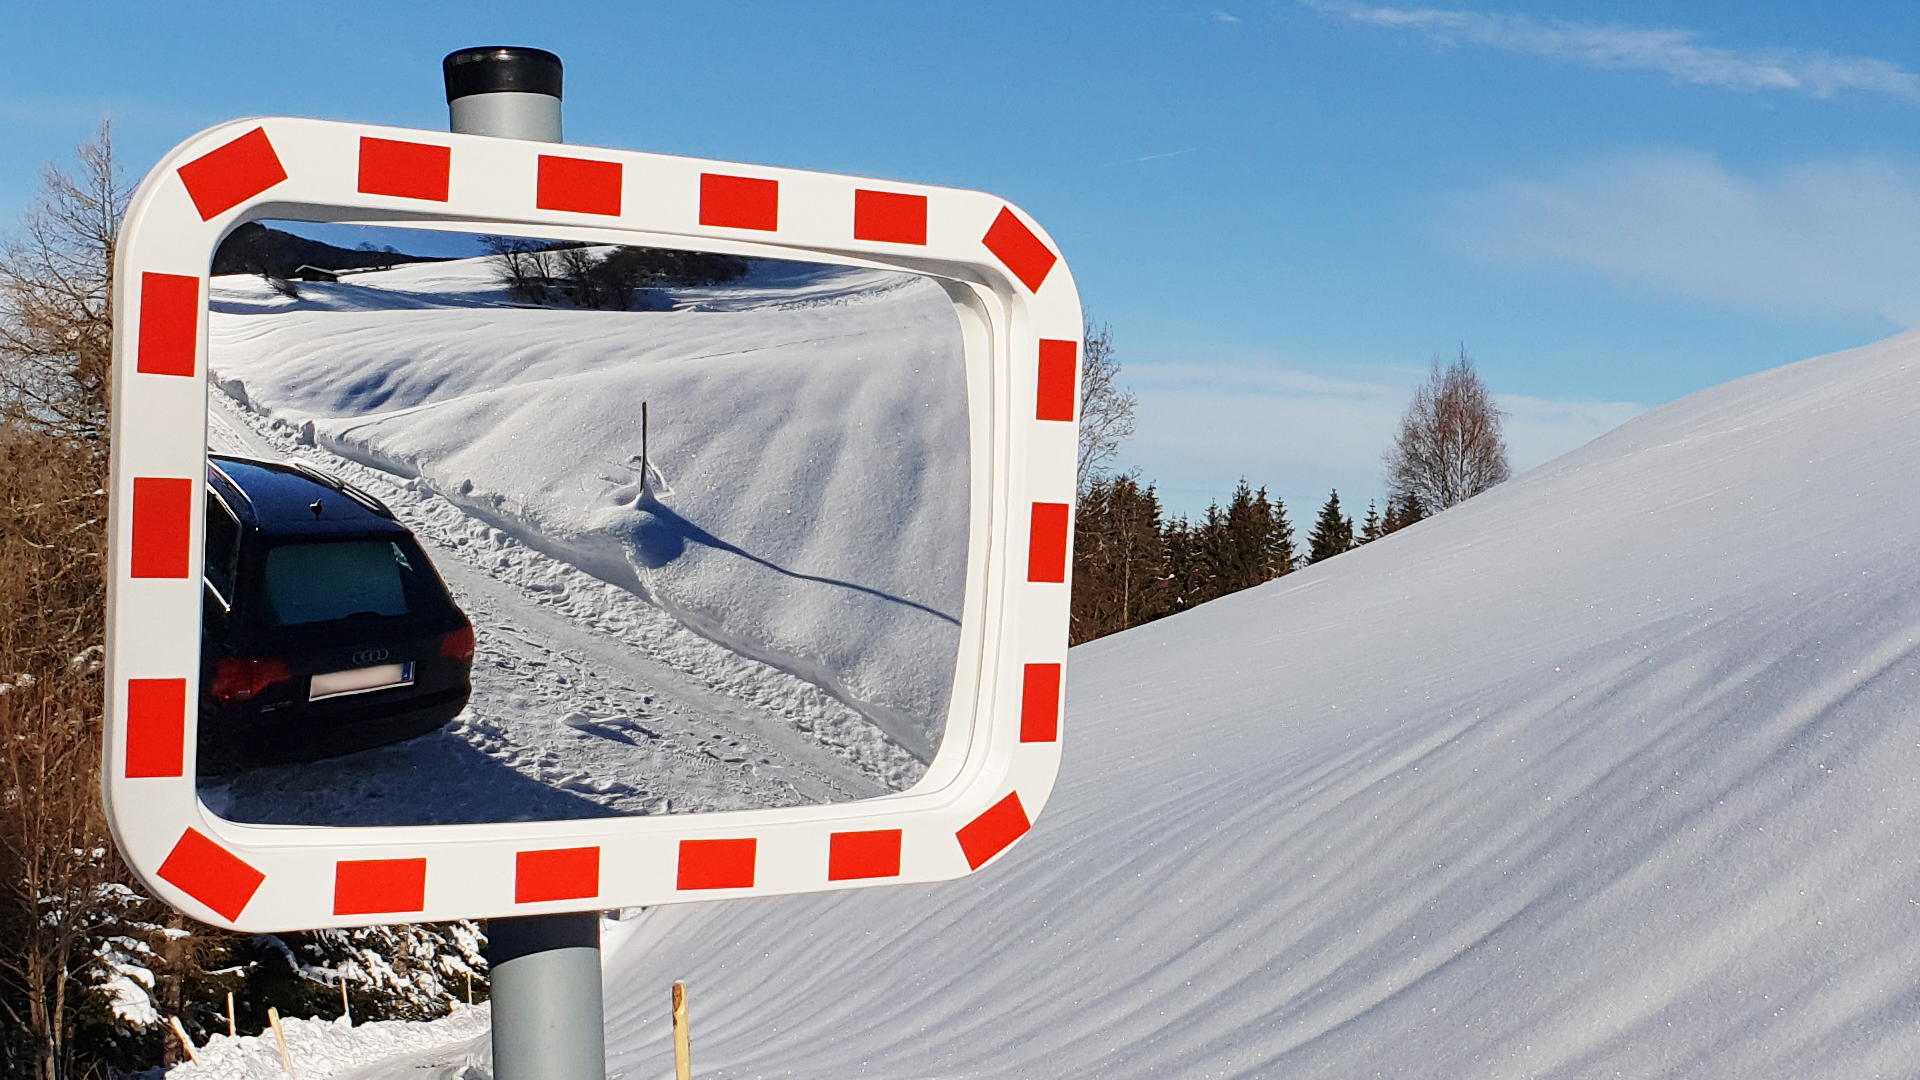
(6, 1, 1918, 518)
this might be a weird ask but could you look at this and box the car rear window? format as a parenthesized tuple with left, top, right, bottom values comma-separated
(262, 539, 427, 626)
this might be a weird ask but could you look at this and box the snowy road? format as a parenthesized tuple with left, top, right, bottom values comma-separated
(201, 392, 917, 826)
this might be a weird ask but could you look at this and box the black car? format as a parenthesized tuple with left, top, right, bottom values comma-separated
(200, 454, 474, 770)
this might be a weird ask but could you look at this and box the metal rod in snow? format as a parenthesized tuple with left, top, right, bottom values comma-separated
(641, 400, 649, 494)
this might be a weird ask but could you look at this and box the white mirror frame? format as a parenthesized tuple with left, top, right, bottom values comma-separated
(104, 118, 1080, 931)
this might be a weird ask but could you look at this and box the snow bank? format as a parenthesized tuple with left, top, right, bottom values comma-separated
(162, 1005, 488, 1080)
(582, 329, 1920, 1078)
(207, 257, 968, 759)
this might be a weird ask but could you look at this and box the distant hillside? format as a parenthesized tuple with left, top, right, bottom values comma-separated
(211, 222, 449, 279)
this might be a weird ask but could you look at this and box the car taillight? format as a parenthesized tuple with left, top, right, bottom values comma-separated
(210, 657, 293, 702)
(440, 624, 475, 663)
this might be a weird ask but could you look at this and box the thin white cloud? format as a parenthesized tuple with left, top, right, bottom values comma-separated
(1118, 358, 1643, 519)
(1099, 148, 1199, 168)
(1444, 151, 1920, 325)
(1306, 1, 1920, 100)
(1214, 10, 1243, 23)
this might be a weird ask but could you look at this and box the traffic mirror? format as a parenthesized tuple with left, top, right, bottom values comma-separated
(105, 118, 1080, 931)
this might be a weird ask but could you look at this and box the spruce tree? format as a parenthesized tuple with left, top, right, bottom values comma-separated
(1070, 474, 1170, 644)
(1359, 500, 1384, 543)
(1308, 489, 1354, 563)
(1265, 491, 1296, 577)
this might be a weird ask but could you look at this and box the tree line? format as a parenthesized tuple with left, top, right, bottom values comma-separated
(1070, 334, 1510, 645)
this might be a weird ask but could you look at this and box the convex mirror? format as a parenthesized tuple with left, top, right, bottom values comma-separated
(105, 118, 1080, 930)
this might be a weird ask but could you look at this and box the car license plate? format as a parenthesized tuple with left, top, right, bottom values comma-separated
(310, 662, 414, 701)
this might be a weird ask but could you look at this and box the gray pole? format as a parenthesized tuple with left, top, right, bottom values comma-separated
(487, 913, 606, 1080)
(445, 46, 605, 1080)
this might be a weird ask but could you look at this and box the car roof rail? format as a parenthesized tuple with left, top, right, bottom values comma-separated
(206, 460, 256, 514)
(284, 460, 396, 519)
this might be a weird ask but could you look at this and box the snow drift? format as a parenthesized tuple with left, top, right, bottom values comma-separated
(577, 329, 1920, 1079)
(206, 257, 968, 760)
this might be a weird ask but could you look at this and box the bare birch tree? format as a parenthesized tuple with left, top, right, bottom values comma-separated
(1076, 320, 1135, 498)
(1383, 347, 1510, 519)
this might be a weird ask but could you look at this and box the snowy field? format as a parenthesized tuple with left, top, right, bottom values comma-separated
(171, 324, 1920, 1078)
(200, 252, 969, 825)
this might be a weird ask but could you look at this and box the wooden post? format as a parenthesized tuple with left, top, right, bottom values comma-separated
(226, 990, 237, 1038)
(168, 1015, 203, 1066)
(672, 981, 691, 1080)
(340, 977, 352, 1025)
(268, 1005, 294, 1074)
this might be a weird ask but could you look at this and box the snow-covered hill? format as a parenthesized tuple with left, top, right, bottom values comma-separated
(178, 325, 1920, 1077)
(585, 329, 1920, 1079)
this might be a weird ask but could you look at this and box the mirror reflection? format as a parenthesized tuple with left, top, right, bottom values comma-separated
(198, 221, 969, 826)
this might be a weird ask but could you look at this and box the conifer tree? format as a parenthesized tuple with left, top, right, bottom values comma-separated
(1264, 491, 1296, 578)
(1383, 495, 1422, 535)
(1159, 514, 1200, 613)
(1070, 474, 1170, 644)
(1358, 500, 1384, 543)
(1308, 489, 1354, 563)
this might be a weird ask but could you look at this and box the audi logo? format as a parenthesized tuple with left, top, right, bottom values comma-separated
(351, 647, 390, 665)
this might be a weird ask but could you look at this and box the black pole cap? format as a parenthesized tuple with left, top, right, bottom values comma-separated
(443, 47, 563, 103)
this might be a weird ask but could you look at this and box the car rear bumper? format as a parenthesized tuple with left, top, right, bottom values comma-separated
(201, 683, 471, 769)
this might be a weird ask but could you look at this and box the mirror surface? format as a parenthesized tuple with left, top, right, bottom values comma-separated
(196, 221, 969, 826)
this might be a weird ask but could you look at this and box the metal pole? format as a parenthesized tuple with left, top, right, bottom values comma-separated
(446, 45, 604, 1080)
(486, 913, 607, 1080)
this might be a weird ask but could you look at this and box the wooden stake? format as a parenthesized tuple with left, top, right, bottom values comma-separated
(168, 1015, 203, 1066)
(340, 977, 352, 1025)
(226, 990, 237, 1038)
(268, 1006, 294, 1074)
(672, 980, 691, 1080)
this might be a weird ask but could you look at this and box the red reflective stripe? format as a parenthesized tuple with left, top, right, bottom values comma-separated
(1027, 502, 1070, 583)
(537, 155, 623, 216)
(700, 173, 779, 231)
(827, 829, 902, 880)
(853, 189, 927, 245)
(175, 127, 288, 221)
(982, 207, 1057, 292)
(957, 792, 1031, 870)
(333, 858, 427, 915)
(358, 137, 451, 201)
(158, 829, 265, 921)
(676, 838, 756, 889)
(1036, 339, 1077, 421)
(124, 678, 187, 778)
(515, 846, 601, 903)
(136, 273, 199, 377)
(1020, 663, 1062, 743)
(130, 478, 192, 579)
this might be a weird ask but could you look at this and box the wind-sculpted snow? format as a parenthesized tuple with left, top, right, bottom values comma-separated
(207, 258, 967, 759)
(575, 331, 1920, 1078)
